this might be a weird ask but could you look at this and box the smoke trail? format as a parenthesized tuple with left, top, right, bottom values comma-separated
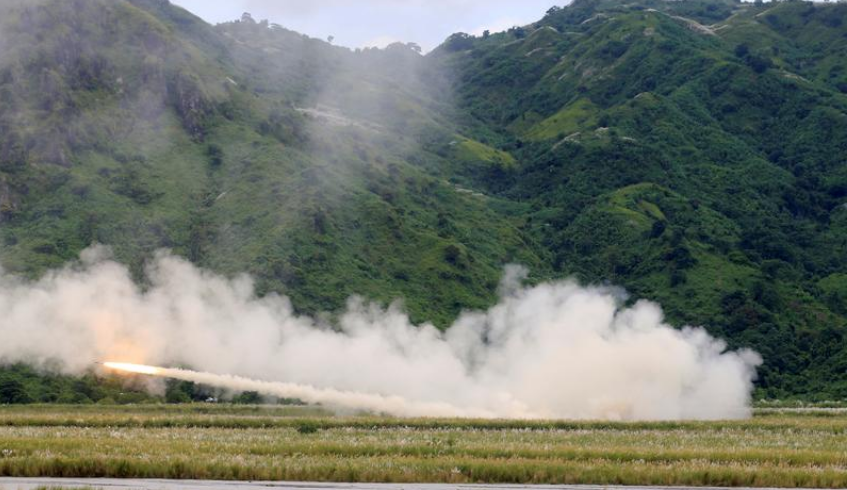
(104, 362, 507, 418)
(0, 247, 761, 420)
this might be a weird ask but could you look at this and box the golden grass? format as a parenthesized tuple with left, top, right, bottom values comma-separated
(0, 405, 845, 487)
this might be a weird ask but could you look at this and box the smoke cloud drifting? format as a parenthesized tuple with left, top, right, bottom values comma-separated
(0, 247, 761, 420)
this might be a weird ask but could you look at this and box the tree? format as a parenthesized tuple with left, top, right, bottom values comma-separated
(165, 380, 195, 404)
(166, 390, 191, 404)
(444, 33, 473, 52)
(733, 43, 772, 73)
(509, 26, 527, 39)
(0, 378, 31, 404)
(747, 54, 773, 74)
(482, 30, 491, 39)
(207, 144, 223, 167)
(233, 391, 263, 404)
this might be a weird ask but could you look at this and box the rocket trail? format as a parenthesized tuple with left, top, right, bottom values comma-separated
(103, 362, 161, 376)
(102, 362, 512, 418)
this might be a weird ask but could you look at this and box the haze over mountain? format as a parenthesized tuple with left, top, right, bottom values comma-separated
(170, 0, 560, 51)
(0, 0, 846, 401)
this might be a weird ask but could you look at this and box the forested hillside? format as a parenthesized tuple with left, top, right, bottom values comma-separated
(429, 0, 847, 397)
(1, 0, 846, 400)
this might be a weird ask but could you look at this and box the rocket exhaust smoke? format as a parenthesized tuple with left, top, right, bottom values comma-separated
(0, 247, 761, 420)
(103, 362, 499, 418)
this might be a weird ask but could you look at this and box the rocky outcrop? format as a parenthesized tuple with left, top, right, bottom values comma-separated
(167, 70, 214, 141)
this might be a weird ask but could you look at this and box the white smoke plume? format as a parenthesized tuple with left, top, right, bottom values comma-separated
(0, 247, 761, 420)
(108, 364, 501, 418)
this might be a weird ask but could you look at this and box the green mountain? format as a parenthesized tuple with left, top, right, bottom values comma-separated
(1, 0, 846, 400)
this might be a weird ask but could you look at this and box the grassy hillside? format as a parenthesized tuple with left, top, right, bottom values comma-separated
(0, 0, 546, 329)
(0, 0, 845, 400)
(430, 0, 847, 398)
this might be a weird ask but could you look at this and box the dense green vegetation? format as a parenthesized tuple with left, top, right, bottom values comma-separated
(431, 0, 847, 399)
(0, 363, 283, 405)
(0, 0, 846, 400)
(1, 405, 847, 486)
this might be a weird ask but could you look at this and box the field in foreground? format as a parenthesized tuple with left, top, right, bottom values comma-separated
(0, 405, 846, 488)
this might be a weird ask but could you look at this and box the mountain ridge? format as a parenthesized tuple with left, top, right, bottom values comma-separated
(0, 0, 846, 400)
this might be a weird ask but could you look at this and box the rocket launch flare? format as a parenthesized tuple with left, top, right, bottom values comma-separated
(103, 362, 163, 376)
(101, 361, 514, 418)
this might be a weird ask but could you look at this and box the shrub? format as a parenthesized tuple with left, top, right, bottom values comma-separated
(296, 421, 320, 434)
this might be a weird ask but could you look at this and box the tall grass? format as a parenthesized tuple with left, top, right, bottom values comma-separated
(0, 405, 845, 487)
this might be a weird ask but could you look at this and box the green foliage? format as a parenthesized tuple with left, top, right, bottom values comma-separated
(0, 364, 159, 405)
(232, 391, 264, 404)
(455, 138, 516, 168)
(436, 0, 847, 398)
(524, 99, 598, 141)
(0, 0, 846, 400)
(296, 421, 320, 434)
(0, 378, 31, 404)
(206, 144, 224, 167)
(165, 381, 194, 404)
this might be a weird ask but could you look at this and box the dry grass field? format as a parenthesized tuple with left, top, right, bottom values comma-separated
(0, 405, 845, 487)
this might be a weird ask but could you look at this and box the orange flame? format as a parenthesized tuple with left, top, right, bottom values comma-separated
(103, 362, 162, 376)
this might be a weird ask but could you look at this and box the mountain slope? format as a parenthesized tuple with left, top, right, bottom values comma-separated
(0, 0, 546, 329)
(0, 0, 846, 399)
(431, 0, 847, 397)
